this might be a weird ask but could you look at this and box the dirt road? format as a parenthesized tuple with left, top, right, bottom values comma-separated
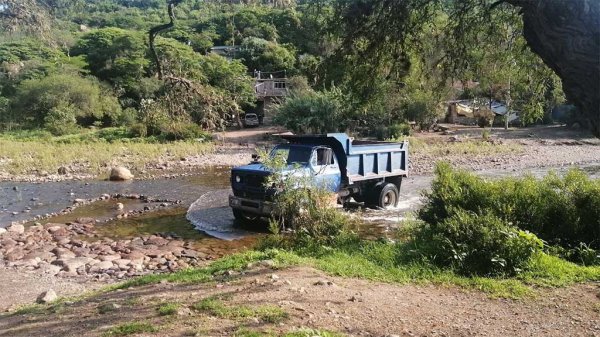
(1, 266, 598, 336)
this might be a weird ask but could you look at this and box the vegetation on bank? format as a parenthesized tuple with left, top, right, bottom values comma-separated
(107, 164, 599, 299)
(0, 0, 570, 141)
(0, 127, 212, 176)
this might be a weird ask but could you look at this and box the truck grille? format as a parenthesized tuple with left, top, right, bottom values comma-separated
(244, 174, 266, 188)
(232, 171, 274, 201)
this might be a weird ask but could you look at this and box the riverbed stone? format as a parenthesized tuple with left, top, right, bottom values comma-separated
(7, 224, 25, 234)
(113, 259, 131, 268)
(91, 260, 114, 271)
(99, 254, 121, 262)
(109, 167, 134, 181)
(5, 248, 25, 262)
(57, 166, 68, 175)
(23, 250, 55, 262)
(37, 289, 57, 304)
(52, 248, 76, 259)
(55, 257, 94, 272)
(0, 228, 6, 235)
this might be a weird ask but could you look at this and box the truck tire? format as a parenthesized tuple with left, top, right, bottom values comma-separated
(232, 209, 259, 224)
(373, 183, 399, 209)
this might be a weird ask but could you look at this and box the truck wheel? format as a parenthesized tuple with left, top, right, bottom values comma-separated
(374, 183, 399, 209)
(232, 209, 259, 224)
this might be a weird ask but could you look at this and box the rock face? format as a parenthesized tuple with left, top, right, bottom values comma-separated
(109, 167, 134, 181)
(37, 289, 57, 304)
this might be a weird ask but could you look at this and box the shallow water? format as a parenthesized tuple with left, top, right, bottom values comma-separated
(0, 166, 231, 227)
(1, 163, 598, 244)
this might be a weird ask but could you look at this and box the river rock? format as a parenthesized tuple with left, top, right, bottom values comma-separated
(122, 251, 145, 262)
(99, 254, 121, 262)
(37, 289, 57, 304)
(57, 166, 68, 175)
(55, 257, 95, 272)
(52, 248, 76, 259)
(0, 228, 6, 235)
(5, 248, 25, 262)
(92, 260, 114, 271)
(7, 224, 25, 234)
(109, 167, 134, 181)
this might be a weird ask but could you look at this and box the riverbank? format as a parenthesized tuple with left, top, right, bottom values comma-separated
(2, 125, 599, 183)
(1, 260, 598, 336)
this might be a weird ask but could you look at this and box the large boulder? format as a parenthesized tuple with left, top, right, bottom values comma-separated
(109, 167, 134, 181)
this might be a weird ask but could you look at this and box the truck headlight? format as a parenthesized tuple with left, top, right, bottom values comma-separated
(235, 175, 241, 183)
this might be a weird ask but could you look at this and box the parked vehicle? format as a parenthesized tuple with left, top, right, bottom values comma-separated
(243, 113, 260, 127)
(229, 133, 409, 222)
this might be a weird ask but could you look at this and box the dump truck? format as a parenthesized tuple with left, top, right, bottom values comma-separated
(229, 133, 409, 222)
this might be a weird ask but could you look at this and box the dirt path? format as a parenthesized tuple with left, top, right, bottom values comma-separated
(1, 266, 598, 336)
(0, 267, 106, 312)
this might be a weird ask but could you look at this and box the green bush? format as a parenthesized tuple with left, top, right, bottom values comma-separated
(388, 122, 412, 139)
(419, 163, 600, 263)
(12, 73, 122, 129)
(273, 89, 349, 134)
(44, 105, 81, 136)
(158, 122, 210, 141)
(413, 210, 543, 276)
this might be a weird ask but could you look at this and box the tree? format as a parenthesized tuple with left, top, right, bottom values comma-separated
(238, 37, 296, 72)
(0, 0, 49, 34)
(72, 28, 149, 89)
(331, 0, 600, 136)
(12, 73, 121, 132)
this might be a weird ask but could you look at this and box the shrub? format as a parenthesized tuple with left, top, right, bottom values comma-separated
(273, 89, 349, 134)
(413, 210, 543, 276)
(259, 149, 355, 248)
(12, 73, 122, 129)
(388, 122, 412, 139)
(158, 122, 210, 141)
(419, 163, 600, 263)
(44, 105, 80, 136)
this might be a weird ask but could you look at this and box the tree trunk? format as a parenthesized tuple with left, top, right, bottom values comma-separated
(149, 0, 183, 79)
(506, 0, 600, 137)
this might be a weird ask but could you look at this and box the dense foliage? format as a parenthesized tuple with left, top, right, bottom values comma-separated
(0, 0, 570, 138)
(419, 163, 600, 267)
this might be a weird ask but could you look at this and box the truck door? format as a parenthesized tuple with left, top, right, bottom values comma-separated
(311, 147, 341, 192)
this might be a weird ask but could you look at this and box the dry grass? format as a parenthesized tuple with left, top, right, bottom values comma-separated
(0, 138, 213, 176)
(406, 136, 524, 157)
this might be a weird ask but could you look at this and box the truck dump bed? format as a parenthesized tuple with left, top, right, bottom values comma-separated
(280, 133, 408, 183)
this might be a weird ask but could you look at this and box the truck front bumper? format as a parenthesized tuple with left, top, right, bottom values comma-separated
(229, 195, 274, 216)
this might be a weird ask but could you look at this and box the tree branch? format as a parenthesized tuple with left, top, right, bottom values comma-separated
(149, 0, 184, 79)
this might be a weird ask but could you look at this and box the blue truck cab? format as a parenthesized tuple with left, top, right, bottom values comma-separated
(229, 133, 409, 222)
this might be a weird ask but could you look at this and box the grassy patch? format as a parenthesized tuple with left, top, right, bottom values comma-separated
(103, 322, 158, 336)
(110, 250, 299, 290)
(108, 244, 600, 300)
(157, 302, 180, 316)
(193, 297, 287, 323)
(0, 127, 213, 176)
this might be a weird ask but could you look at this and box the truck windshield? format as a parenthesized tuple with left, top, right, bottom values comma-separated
(271, 145, 312, 165)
